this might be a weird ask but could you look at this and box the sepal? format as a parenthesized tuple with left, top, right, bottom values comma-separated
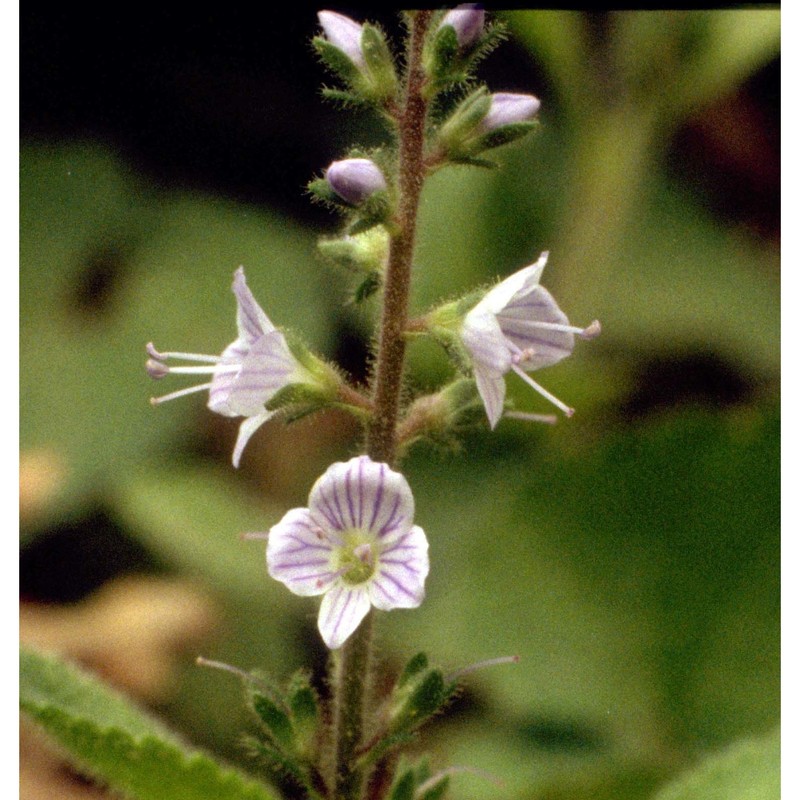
(387, 653, 457, 736)
(423, 19, 507, 97)
(312, 35, 362, 86)
(360, 23, 399, 105)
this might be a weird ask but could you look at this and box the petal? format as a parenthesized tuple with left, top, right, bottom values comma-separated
(474, 366, 507, 429)
(232, 267, 276, 343)
(308, 456, 416, 541)
(318, 584, 371, 649)
(497, 285, 575, 370)
(471, 253, 547, 316)
(206, 340, 248, 417)
(231, 411, 273, 468)
(219, 331, 299, 417)
(460, 309, 512, 375)
(267, 508, 338, 596)
(370, 525, 429, 611)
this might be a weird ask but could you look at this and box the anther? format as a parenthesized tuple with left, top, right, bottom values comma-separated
(579, 319, 602, 340)
(146, 359, 170, 379)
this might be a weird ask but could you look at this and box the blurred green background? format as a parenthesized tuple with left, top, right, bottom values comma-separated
(20, 7, 779, 800)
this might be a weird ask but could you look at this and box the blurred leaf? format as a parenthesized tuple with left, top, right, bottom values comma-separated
(20, 648, 278, 800)
(20, 143, 332, 533)
(112, 462, 314, 755)
(670, 11, 780, 118)
(651, 728, 779, 800)
(372, 405, 778, 798)
(113, 462, 290, 608)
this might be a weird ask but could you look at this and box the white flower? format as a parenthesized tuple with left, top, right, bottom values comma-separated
(146, 267, 312, 467)
(460, 252, 600, 428)
(265, 455, 429, 649)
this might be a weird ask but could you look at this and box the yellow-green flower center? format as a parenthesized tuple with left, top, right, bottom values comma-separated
(336, 531, 377, 585)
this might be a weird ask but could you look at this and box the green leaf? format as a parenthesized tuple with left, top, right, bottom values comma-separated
(251, 691, 294, 751)
(20, 648, 278, 800)
(389, 767, 416, 800)
(398, 652, 429, 689)
(287, 670, 320, 734)
(652, 729, 779, 800)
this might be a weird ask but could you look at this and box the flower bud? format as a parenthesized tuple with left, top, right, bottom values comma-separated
(325, 158, 387, 205)
(439, 4, 485, 49)
(317, 10, 364, 68)
(481, 92, 541, 132)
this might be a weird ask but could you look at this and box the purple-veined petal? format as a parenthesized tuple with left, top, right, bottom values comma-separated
(267, 508, 338, 596)
(497, 285, 575, 370)
(308, 456, 416, 541)
(232, 267, 276, 343)
(222, 331, 299, 417)
(370, 525, 429, 611)
(461, 309, 512, 375)
(232, 410, 273, 468)
(318, 583, 371, 649)
(473, 365, 507, 428)
(473, 253, 548, 316)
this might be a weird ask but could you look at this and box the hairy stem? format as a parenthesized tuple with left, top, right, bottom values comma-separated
(366, 10, 432, 466)
(331, 12, 434, 800)
(331, 612, 374, 799)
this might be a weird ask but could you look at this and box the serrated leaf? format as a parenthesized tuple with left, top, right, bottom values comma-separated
(20, 648, 278, 800)
(651, 729, 779, 800)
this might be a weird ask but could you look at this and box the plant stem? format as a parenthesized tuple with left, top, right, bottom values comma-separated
(331, 11, 434, 800)
(366, 10, 433, 466)
(331, 611, 373, 799)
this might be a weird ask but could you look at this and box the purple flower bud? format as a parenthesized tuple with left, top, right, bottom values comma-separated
(440, 4, 485, 49)
(481, 92, 541, 132)
(325, 158, 387, 205)
(318, 10, 365, 68)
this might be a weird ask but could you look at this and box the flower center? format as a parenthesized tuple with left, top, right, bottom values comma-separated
(336, 532, 377, 585)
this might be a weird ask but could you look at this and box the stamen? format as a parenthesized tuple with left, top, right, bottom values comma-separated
(446, 654, 520, 683)
(146, 342, 222, 363)
(580, 319, 602, 339)
(415, 766, 504, 797)
(150, 382, 213, 406)
(511, 365, 574, 417)
(354, 543, 373, 565)
(526, 320, 593, 337)
(196, 657, 253, 681)
(240, 531, 270, 541)
(146, 359, 170, 379)
(511, 347, 536, 365)
(160, 364, 239, 376)
(504, 411, 557, 425)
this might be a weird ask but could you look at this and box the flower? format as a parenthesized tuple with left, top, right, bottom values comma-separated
(439, 4, 485, 49)
(318, 10, 365, 68)
(460, 252, 600, 428)
(147, 267, 315, 467)
(325, 158, 387, 205)
(481, 92, 541, 132)
(265, 455, 429, 649)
